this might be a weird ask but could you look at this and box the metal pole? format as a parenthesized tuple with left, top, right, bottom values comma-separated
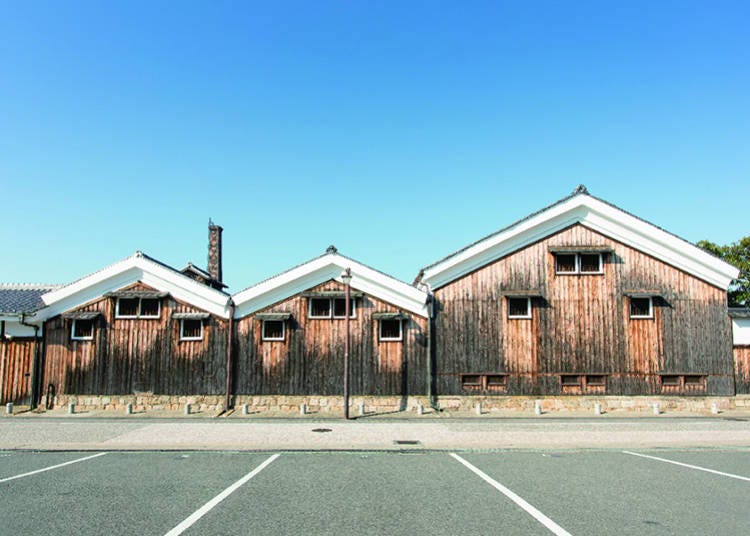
(343, 269, 351, 420)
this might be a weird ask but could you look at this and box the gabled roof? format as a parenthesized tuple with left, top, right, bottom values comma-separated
(416, 185, 740, 291)
(232, 247, 429, 318)
(39, 251, 232, 319)
(0, 284, 61, 315)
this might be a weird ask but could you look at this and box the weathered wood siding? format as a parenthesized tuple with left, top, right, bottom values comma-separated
(234, 280, 428, 396)
(0, 338, 34, 404)
(433, 224, 734, 395)
(43, 283, 228, 397)
(735, 346, 750, 394)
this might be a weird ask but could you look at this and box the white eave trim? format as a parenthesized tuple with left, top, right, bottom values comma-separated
(420, 195, 739, 290)
(38, 254, 231, 320)
(232, 253, 428, 318)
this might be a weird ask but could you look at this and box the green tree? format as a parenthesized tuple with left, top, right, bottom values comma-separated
(698, 236, 750, 306)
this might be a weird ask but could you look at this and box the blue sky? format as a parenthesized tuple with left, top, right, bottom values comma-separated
(1, 1, 748, 290)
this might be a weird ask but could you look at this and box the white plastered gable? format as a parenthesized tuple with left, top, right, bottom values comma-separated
(232, 251, 429, 318)
(38, 252, 232, 320)
(418, 191, 739, 291)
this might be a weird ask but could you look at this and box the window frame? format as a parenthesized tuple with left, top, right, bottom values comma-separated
(332, 297, 357, 319)
(138, 298, 161, 319)
(507, 297, 532, 319)
(71, 319, 94, 341)
(554, 252, 604, 275)
(560, 374, 582, 387)
(378, 318, 403, 342)
(629, 297, 653, 319)
(115, 297, 162, 319)
(261, 319, 286, 342)
(179, 318, 204, 341)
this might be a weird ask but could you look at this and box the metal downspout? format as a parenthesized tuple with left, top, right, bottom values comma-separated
(225, 299, 236, 411)
(19, 313, 41, 410)
(427, 294, 439, 410)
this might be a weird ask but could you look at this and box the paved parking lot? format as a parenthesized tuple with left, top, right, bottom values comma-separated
(1, 448, 748, 535)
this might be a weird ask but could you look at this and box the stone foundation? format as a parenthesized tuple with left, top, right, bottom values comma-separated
(49, 394, 750, 415)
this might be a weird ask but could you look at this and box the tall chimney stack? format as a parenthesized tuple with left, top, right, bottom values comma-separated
(208, 219, 223, 283)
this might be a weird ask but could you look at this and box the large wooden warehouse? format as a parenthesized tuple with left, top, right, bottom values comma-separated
(1, 187, 746, 411)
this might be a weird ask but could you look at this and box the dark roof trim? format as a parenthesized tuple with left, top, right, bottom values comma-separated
(623, 290, 662, 298)
(729, 308, 750, 318)
(372, 312, 410, 320)
(256, 312, 292, 321)
(62, 311, 101, 320)
(104, 290, 169, 299)
(301, 291, 365, 298)
(548, 245, 614, 254)
(172, 312, 211, 320)
(501, 290, 544, 298)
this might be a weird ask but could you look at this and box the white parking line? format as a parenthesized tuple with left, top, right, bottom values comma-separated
(164, 453, 280, 536)
(0, 452, 108, 483)
(450, 453, 572, 536)
(623, 451, 750, 482)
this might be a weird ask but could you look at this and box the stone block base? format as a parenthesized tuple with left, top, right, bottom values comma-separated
(48, 393, 750, 415)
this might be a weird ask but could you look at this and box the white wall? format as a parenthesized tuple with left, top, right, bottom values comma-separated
(2, 320, 40, 338)
(733, 318, 750, 346)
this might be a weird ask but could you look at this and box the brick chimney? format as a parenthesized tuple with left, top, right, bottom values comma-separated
(208, 219, 223, 283)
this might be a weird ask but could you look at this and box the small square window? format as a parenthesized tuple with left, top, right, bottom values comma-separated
(379, 319, 403, 341)
(180, 319, 204, 341)
(309, 298, 332, 318)
(507, 297, 531, 319)
(579, 253, 602, 273)
(555, 254, 577, 274)
(116, 298, 139, 317)
(71, 319, 94, 341)
(661, 375, 681, 386)
(139, 298, 161, 318)
(461, 374, 482, 388)
(561, 375, 581, 386)
(486, 374, 507, 387)
(586, 375, 606, 386)
(333, 297, 356, 318)
(684, 375, 705, 386)
(262, 320, 286, 341)
(630, 297, 653, 319)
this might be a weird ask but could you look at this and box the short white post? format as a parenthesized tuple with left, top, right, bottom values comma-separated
(300, 403, 306, 416)
(185, 403, 191, 415)
(125, 403, 133, 415)
(417, 404, 424, 415)
(534, 401, 542, 415)
(711, 403, 719, 415)
(5, 403, 13, 415)
(68, 403, 75, 415)
(476, 402, 482, 415)
(652, 403, 660, 415)
(358, 403, 365, 416)
(242, 404, 249, 415)
(594, 403, 602, 416)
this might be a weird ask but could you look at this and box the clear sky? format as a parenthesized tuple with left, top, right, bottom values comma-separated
(1, 1, 748, 291)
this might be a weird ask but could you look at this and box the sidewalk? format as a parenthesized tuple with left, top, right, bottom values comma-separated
(2, 412, 750, 451)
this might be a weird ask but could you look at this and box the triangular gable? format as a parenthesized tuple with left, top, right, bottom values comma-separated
(39, 251, 232, 319)
(232, 249, 429, 318)
(417, 186, 740, 291)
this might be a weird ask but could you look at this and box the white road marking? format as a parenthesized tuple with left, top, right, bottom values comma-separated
(0, 452, 108, 483)
(623, 451, 750, 482)
(450, 453, 572, 536)
(164, 453, 280, 536)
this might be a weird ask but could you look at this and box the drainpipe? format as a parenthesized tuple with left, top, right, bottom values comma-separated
(224, 299, 235, 411)
(19, 313, 42, 410)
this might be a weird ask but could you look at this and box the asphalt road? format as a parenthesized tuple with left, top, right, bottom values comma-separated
(1, 449, 749, 535)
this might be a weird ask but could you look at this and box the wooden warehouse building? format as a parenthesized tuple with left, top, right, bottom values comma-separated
(415, 186, 741, 397)
(1, 187, 746, 410)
